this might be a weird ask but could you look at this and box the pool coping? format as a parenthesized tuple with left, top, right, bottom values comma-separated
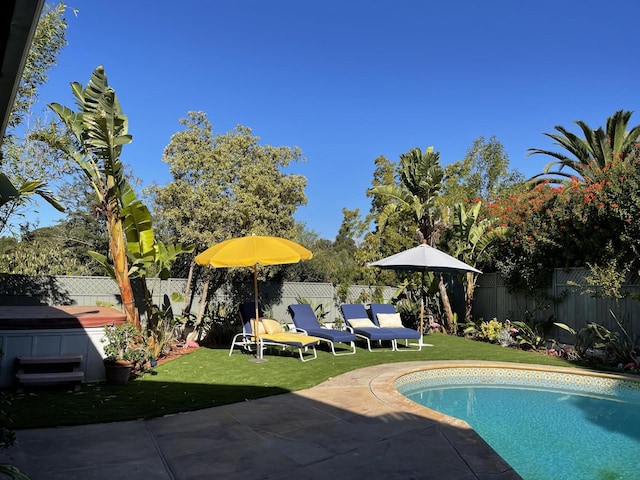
(367, 360, 640, 428)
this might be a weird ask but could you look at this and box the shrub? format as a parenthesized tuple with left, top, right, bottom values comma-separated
(478, 318, 503, 343)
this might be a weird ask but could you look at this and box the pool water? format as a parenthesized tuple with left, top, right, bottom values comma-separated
(399, 373, 640, 480)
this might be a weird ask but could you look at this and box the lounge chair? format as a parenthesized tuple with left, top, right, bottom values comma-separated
(228, 301, 264, 356)
(339, 304, 397, 351)
(288, 304, 357, 356)
(368, 303, 423, 351)
(231, 301, 321, 361)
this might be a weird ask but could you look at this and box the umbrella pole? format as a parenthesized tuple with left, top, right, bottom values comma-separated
(419, 270, 425, 346)
(249, 263, 267, 363)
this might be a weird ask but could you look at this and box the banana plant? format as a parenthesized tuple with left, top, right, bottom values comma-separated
(451, 201, 508, 323)
(47, 66, 141, 328)
(46, 67, 194, 329)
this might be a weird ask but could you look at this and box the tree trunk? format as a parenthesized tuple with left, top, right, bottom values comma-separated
(182, 260, 196, 318)
(437, 273, 455, 333)
(464, 271, 477, 324)
(192, 268, 212, 341)
(107, 212, 140, 330)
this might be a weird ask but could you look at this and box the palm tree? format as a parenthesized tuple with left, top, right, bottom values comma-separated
(369, 147, 460, 330)
(528, 110, 640, 183)
(371, 147, 444, 243)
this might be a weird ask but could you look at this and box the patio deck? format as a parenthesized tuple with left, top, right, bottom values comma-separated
(0, 361, 521, 479)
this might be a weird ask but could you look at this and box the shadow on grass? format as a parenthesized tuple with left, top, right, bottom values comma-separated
(9, 379, 291, 430)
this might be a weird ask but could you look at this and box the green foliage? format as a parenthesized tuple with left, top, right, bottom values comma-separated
(1, 2, 71, 236)
(511, 320, 547, 350)
(528, 110, 640, 183)
(0, 393, 15, 451)
(367, 147, 460, 331)
(442, 135, 523, 204)
(569, 256, 630, 301)
(486, 112, 640, 292)
(41, 66, 143, 325)
(295, 297, 330, 325)
(150, 111, 306, 253)
(369, 146, 444, 244)
(489, 149, 640, 291)
(479, 318, 503, 342)
(6, 3, 69, 131)
(0, 228, 94, 275)
(0, 463, 30, 480)
(146, 294, 180, 359)
(555, 311, 639, 366)
(102, 322, 149, 366)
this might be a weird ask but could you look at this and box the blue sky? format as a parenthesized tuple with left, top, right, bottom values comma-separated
(35, 0, 640, 240)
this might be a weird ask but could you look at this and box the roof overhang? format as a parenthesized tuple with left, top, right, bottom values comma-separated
(0, 0, 45, 142)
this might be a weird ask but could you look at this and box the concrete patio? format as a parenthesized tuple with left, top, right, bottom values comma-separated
(0, 361, 521, 479)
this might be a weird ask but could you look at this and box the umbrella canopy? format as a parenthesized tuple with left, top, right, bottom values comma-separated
(368, 243, 481, 338)
(368, 243, 481, 274)
(195, 235, 312, 268)
(195, 235, 312, 362)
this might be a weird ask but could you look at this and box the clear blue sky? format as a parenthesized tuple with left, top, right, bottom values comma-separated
(35, 0, 640, 240)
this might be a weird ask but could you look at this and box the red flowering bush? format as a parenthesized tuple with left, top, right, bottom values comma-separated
(486, 152, 640, 291)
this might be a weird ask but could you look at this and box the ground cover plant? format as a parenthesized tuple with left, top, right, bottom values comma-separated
(8, 334, 575, 429)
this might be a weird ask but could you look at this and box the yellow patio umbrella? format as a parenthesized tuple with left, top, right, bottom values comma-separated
(195, 235, 313, 361)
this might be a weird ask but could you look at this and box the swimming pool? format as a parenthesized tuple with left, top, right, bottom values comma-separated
(396, 366, 640, 480)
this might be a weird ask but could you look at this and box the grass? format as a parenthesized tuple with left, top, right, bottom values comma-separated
(7, 334, 578, 429)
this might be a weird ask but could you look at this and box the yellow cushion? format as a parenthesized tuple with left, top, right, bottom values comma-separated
(377, 312, 404, 328)
(348, 317, 377, 329)
(262, 318, 283, 334)
(260, 333, 320, 347)
(251, 319, 266, 335)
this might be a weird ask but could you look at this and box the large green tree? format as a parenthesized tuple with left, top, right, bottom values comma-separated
(0, 3, 69, 235)
(150, 111, 307, 252)
(442, 135, 523, 205)
(41, 67, 191, 327)
(0, 226, 93, 275)
(370, 147, 444, 244)
(355, 155, 409, 288)
(149, 111, 307, 315)
(528, 110, 640, 183)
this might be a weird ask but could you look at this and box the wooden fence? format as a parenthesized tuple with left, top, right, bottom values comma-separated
(1, 269, 638, 340)
(474, 268, 640, 342)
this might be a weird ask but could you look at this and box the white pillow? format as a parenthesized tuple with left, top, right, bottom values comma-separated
(348, 317, 377, 329)
(377, 312, 404, 328)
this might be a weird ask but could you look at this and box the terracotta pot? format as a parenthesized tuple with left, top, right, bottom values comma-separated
(104, 360, 133, 386)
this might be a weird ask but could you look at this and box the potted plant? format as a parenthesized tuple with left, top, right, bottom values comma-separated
(102, 322, 149, 385)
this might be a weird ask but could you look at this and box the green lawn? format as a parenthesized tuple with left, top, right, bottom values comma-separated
(8, 334, 577, 429)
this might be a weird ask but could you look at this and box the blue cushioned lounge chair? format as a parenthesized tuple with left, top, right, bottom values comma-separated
(339, 304, 397, 351)
(288, 304, 357, 356)
(228, 302, 264, 356)
(368, 303, 423, 351)
(231, 301, 320, 361)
